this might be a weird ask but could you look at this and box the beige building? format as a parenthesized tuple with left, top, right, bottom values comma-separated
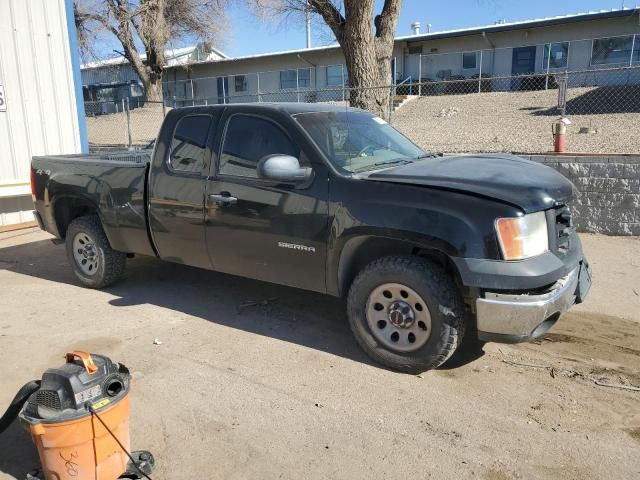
(81, 43, 228, 108)
(162, 8, 640, 105)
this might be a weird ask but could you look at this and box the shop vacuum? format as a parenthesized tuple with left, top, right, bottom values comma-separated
(0, 351, 155, 479)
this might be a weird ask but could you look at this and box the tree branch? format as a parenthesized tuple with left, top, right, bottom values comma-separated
(374, 0, 402, 39)
(308, 0, 345, 39)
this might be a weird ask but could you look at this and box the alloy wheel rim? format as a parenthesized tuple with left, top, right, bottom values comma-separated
(72, 232, 99, 276)
(366, 283, 432, 352)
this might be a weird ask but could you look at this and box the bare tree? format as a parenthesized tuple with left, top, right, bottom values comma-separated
(75, 0, 227, 101)
(253, 0, 403, 117)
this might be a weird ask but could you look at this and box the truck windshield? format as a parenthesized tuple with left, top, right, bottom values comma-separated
(294, 110, 426, 174)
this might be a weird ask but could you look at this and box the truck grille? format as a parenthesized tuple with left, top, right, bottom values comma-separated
(36, 390, 62, 410)
(552, 206, 573, 253)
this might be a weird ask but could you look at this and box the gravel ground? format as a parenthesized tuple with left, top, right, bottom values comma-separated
(0, 229, 639, 479)
(85, 88, 639, 154)
(392, 88, 640, 155)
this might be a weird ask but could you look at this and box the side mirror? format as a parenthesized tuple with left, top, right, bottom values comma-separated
(257, 155, 313, 183)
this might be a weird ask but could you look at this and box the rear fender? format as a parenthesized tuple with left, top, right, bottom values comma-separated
(51, 194, 105, 240)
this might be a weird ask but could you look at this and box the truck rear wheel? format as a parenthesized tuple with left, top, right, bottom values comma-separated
(65, 215, 126, 289)
(347, 255, 465, 373)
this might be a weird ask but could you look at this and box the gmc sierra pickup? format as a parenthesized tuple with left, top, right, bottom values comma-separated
(31, 103, 591, 372)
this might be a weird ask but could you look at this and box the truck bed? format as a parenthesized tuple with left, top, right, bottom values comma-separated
(32, 150, 151, 166)
(32, 150, 155, 256)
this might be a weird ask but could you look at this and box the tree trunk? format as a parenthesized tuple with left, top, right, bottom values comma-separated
(343, 41, 394, 119)
(342, 39, 392, 119)
(317, 0, 400, 120)
(142, 72, 163, 102)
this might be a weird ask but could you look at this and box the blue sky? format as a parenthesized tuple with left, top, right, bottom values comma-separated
(222, 0, 632, 57)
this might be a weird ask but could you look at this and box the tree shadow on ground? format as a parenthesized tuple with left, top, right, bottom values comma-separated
(530, 85, 640, 116)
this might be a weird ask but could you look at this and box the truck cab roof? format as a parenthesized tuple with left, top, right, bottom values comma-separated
(173, 102, 365, 117)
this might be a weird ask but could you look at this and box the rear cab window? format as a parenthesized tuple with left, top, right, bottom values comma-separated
(169, 115, 212, 174)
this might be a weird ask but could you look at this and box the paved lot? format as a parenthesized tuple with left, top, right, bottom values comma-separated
(1, 229, 639, 479)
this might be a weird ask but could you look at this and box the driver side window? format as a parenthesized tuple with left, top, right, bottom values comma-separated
(220, 115, 300, 178)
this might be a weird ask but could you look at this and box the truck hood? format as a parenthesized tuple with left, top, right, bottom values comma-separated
(364, 154, 574, 213)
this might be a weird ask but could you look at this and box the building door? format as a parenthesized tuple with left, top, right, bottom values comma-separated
(216, 76, 229, 104)
(511, 46, 537, 75)
(511, 46, 537, 90)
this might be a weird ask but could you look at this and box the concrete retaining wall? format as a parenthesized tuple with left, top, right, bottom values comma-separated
(525, 155, 640, 236)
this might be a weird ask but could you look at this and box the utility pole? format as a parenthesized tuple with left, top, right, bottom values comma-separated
(306, 8, 312, 48)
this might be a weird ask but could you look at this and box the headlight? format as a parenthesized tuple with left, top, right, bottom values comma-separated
(495, 211, 549, 260)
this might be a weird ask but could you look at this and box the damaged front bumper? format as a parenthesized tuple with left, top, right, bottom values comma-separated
(476, 260, 592, 343)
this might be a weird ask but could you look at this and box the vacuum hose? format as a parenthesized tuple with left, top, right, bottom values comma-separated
(0, 380, 40, 434)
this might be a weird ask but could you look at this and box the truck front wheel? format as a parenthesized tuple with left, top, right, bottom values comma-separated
(65, 215, 126, 289)
(347, 255, 465, 373)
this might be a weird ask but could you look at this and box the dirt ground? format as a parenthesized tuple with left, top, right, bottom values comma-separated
(0, 229, 639, 479)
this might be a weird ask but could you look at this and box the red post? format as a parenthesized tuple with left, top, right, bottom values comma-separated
(552, 119, 568, 153)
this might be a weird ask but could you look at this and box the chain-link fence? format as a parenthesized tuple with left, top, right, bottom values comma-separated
(85, 98, 165, 150)
(84, 65, 640, 154)
(391, 65, 640, 154)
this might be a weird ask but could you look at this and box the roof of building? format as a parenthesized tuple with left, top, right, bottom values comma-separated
(81, 44, 228, 70)
(397, 6, 640, 43)
(81, 7, 639, 71)
(176, 7, 640, 67)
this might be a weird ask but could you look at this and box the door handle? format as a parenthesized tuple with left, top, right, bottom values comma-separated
(209, 193, 238, 207)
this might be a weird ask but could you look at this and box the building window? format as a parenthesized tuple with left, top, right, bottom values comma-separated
(169, 115, 212, 174)
(234, 75, 247, 92)
(543, 42, 569, 69)
(326, 65, 344, 87)
(634, 35, 640, 64)
(298, 68, 310, 87)
(591, 36, 634, 65)
(280, 70, 296, 89)
(280, 68, 311, 89)
(220, 115, 300, 178)
(462, 52, 477, 69)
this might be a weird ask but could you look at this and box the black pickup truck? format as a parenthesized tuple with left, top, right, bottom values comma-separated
(31, 103, 591, 372)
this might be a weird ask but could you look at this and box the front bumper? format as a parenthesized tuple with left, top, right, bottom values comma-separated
(476, 260, 591, 343)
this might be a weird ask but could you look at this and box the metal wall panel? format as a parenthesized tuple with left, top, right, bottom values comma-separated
(0, 0, 84, 225)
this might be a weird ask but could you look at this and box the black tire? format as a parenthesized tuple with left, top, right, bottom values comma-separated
(347, 255, 466, 373)
(65, 215, 126, 289)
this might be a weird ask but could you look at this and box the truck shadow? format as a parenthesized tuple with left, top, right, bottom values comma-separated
(0, 238, 484, 372)
(0, 421, 41, 478)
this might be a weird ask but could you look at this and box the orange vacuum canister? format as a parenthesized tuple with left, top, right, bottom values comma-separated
(18, 351, 154, 480)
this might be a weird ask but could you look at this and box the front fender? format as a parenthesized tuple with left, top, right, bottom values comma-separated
(325, 177, 522, 296)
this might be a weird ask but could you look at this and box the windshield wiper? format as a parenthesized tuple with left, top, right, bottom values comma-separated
(352, 158, 413, 174)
